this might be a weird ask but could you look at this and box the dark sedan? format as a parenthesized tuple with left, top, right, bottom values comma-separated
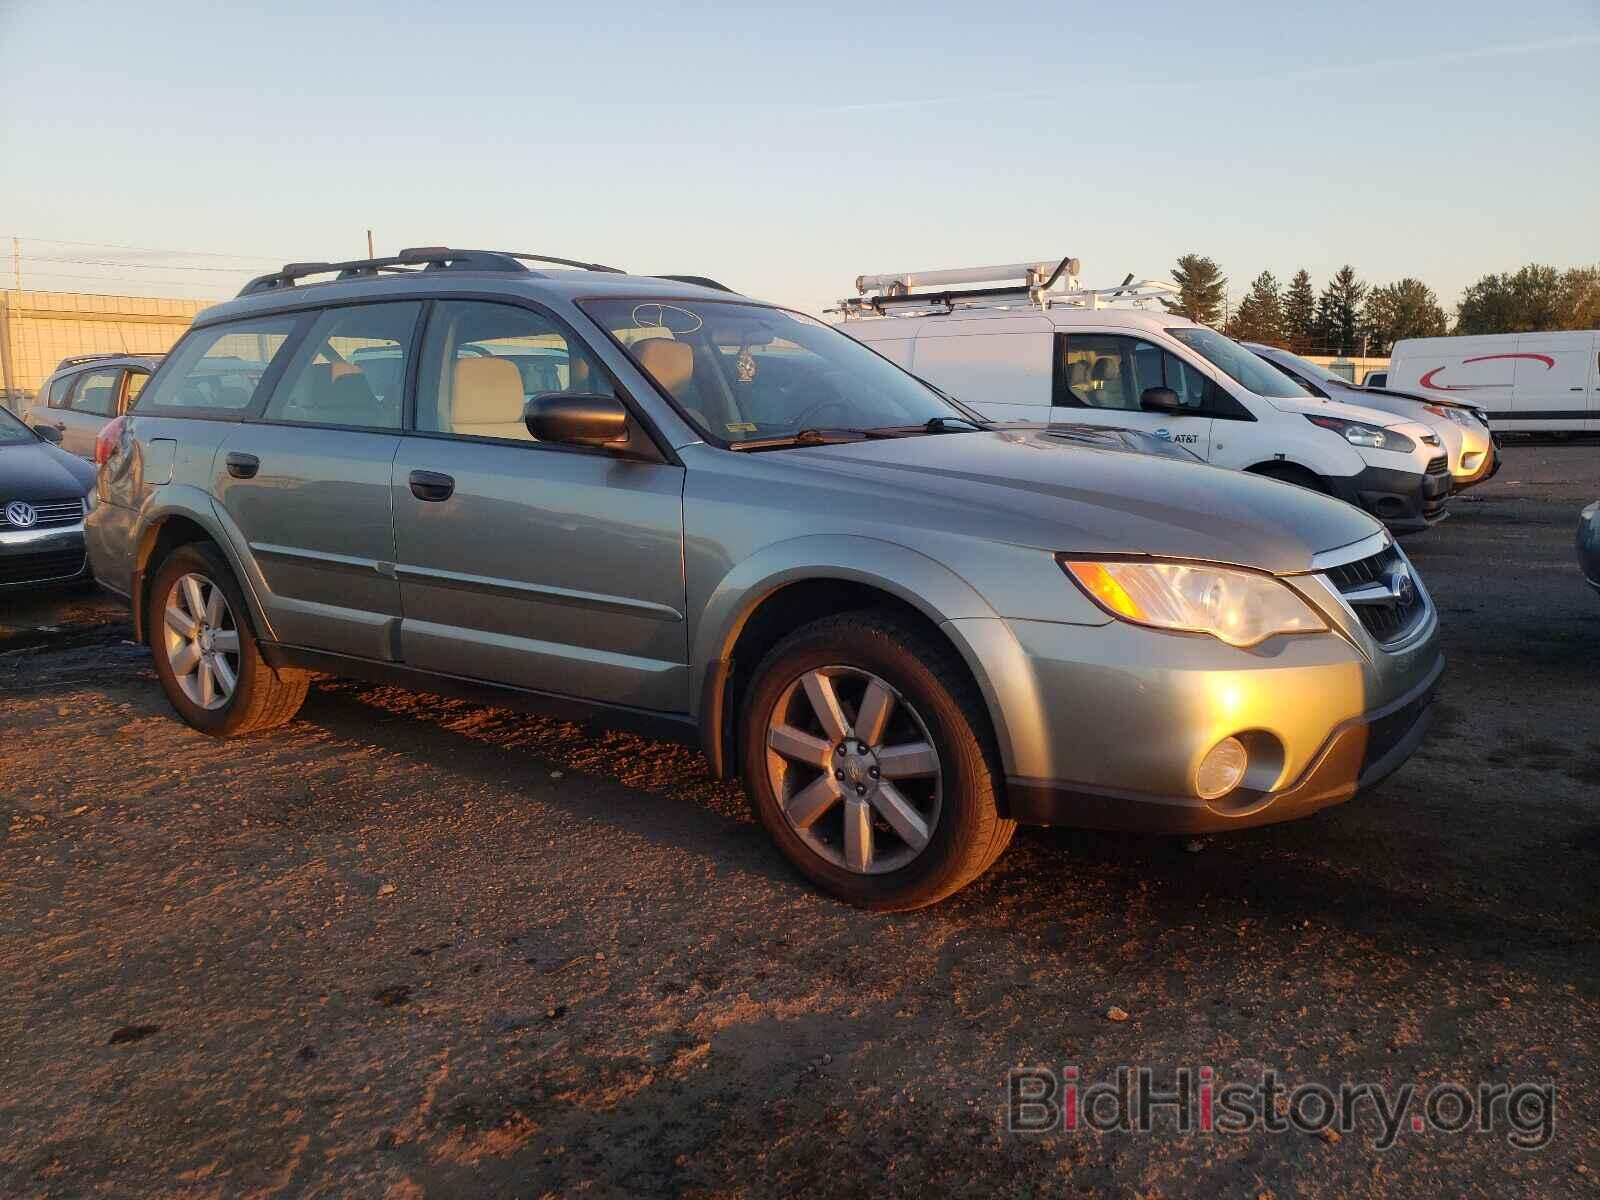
(0, 406, 96, 592)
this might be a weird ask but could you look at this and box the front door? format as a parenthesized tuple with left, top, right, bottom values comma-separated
(1052, 333, 1214, 457)
(390, 299, 688, 712)
(213, 302, 418, 661)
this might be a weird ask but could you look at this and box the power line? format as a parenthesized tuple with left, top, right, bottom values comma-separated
(15, 268, 235, 292)
(5, 234, 283, 262)
(21, 254, 263, 274)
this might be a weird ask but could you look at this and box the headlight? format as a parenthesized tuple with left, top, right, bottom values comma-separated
(1305, 413, 1414, 453)
(1425, 404, 1474, 428)
(1060, 559, 1327, 648)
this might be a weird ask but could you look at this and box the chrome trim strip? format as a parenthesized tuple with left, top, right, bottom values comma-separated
(0, 520, 86, 547)
(1307, 529, 1390, 572)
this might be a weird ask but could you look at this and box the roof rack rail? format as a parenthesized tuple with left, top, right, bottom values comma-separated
(831, 257, 1179, 318)
(54, 351, 159, 371)
(237, 246, 627, 297)
(652, 274, 739, 293)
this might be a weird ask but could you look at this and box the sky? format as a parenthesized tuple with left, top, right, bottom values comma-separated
(2, 0, 1597, 316)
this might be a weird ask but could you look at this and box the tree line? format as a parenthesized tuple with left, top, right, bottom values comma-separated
(1158, 255, 1600, 355)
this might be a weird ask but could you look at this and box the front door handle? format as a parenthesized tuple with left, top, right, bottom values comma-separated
(225, 451, 259, 479)
(409, 470, 455, 502)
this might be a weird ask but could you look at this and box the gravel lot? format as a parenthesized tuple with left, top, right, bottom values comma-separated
(2, 444, 1597, 1198)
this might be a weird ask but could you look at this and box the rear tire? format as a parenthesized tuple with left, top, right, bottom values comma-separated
(147, 542, 308, 737)
(739, 610, 1014, 910)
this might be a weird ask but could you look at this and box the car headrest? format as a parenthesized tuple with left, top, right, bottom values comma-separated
(635, 338, 695, 399)
(452, 357, 525, 427)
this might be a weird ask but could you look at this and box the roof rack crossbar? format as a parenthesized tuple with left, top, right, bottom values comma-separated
(237, 247, 627, 297)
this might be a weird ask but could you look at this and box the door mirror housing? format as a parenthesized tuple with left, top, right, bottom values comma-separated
(524, 393, 630, 448)
(1139, 387, 1185, 414)
(34, 424, 63, 444)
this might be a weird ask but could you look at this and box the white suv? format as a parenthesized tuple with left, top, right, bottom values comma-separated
(838, 262, 1450, 532)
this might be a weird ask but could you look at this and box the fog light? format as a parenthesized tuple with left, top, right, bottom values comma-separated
(1196, 737, 1248, 800)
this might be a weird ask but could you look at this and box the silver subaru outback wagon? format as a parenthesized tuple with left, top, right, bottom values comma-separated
(87, 247, 1442, 910)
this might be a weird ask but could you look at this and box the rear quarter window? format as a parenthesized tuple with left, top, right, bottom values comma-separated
(135, 316, 300, 418)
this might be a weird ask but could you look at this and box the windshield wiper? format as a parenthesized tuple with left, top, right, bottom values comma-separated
(859, 415, 991, 437)
(729, 427, 876, 452)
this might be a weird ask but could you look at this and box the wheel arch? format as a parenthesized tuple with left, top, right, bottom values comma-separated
(130, 492, 271, 644)
(1243, 458, 1330, 492)
(691, 537, 1012, 781)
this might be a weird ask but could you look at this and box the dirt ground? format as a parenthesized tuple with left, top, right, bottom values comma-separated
(2, 444, 1597, 1198)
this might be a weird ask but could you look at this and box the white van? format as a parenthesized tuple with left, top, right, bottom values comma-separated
(838, 261, 1452, 532)
(1387, 331, 1600, 433)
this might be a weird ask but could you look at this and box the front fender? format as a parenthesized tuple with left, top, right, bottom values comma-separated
(689, 534, 1040, 778)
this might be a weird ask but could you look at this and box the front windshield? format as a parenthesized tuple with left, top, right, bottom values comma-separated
(1269, 347, 1347, 387)
(1167, 327, 1311, 399)
(0, 405, 38, 446)
(580, 298, 970, 444)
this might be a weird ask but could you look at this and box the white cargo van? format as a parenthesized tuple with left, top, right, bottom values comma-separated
(837, 261, 1452, 532)
(1386, 331, 1599, 433)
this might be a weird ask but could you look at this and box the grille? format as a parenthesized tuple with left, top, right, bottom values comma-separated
(0, 497, 85, 529)
(1359, 687, 1436, 775)
(0, 549, 86, 586)
(1425, 455, 1448, 477)
(1324, 544, 1428, 645)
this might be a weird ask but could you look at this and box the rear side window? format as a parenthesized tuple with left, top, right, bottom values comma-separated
(69, 369, 121, 417)
(262, 302, 419, 430)
(124, 371, 149, 406)
(46, 374, 76, 408)
(136, 317, 298, 415)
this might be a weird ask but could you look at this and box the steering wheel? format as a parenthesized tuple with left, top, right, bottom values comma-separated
(788, 396, 855, 430)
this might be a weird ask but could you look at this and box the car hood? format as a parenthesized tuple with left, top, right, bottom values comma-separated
(1263, 391, 1418, 427)
(0, 439, 97, 501)
(783, 429, 1380, 574)
(1365, 385, 1478, 413)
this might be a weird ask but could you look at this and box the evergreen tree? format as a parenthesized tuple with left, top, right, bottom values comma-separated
(1456, 264, 1565, 333)
(1361, 279, 1449, 354)
(1159, 254, 1227, 327)
(1310, 265, 1368, 351)
(1227, 271, 1287, 344)
(1283, 269, 1315, 342)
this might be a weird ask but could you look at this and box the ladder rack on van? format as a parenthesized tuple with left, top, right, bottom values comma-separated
(833, 258, 1180, 318)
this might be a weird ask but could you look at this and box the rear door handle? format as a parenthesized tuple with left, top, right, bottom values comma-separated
(225, 451, 259, 479)
(409, 470, 455, 502)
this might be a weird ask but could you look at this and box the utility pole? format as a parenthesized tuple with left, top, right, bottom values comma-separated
(367, 229, 375, 259)
(11, 237, 20, 292)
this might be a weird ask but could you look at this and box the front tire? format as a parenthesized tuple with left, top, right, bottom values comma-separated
(147, 542, 308, 737)
(740, 611, 1014, 910)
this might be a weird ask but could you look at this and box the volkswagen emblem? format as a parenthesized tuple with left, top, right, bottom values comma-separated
(4, 500, 37, 529)
(1387, 564, 1415, 607)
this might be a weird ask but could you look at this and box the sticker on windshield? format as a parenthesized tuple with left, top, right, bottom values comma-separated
(726, 421, 757, 433)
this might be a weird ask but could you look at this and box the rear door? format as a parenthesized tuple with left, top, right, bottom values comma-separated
(58, 369, 122, 458)
(1052, 333, 1213, 457)
(214, 301, 419, 662)
(390, 298, 688, 711)
(1513, 333, 1591, 432)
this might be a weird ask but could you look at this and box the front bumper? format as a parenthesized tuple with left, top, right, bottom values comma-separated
(1007, 657, 1441, 833)
(953, 590, 1443, 835)
(1326, 462, 1449, 533)
(1452, 430, 1500, 490)
(0, 521, 90, 591)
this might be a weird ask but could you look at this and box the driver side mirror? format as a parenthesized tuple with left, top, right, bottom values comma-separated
(524, 392, 630, 448)
(34, 424, 63, 444)
(1139, 387, 1185, 414)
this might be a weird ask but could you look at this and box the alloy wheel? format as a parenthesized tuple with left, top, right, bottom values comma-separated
(162, 572, 241, 711)
(765, 666, 942, 874)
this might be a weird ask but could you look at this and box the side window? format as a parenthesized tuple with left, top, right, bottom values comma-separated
(123, 371, 150, 408)
(1059, 335, 1139, 411)
(416, 301, 613, 442)
(69, 369, 121, 417)
(137, 317, 298, 414)
(262, 302, 419, 429)
(46, 374, 77, 408)
(1162, 351, 1210, 410)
